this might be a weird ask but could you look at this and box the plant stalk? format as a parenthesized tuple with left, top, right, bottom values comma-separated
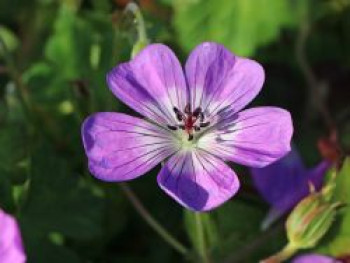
(119, 183, 189, 256)
(260, 243, 297, 263)
(195, 212, 211, 263)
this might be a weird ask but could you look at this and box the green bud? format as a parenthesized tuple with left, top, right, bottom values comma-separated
(125, 2, 149, 59)
(286, 190, 339, 249)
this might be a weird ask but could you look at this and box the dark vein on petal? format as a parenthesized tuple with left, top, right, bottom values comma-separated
(214, 122, 270, 135)
(92, 128, 171, 140)
(196, 146, 228, 162)
(106, 145, 172, 171)
(116, 86, 170, 123)
(170, 54, 181, 110)
(116, 147, 175, 179)
(194, 150, 223, 189)
(192, 54, 200, 110)
(114, 73, 174, 124)
(103, 141, 173, 155)
(100, 117, 172, 136)
(159, 51, 177, 121)
(206, 77, 249, 118)
(189, 151, 200, 199)
(196, 150, 232, 190)
(212, 113, 264, 132)
(163, 153, 183, 184)
(201, 61, 236, 115)
(161, 52, 175, 108)
(175, 154, 187, 198)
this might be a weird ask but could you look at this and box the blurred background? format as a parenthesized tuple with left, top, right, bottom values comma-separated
(1, 0, 350, 262)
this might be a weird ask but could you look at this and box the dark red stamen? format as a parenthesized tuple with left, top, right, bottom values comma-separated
(169, 105, 210, 141)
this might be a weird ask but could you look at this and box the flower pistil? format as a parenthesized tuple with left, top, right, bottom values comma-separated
(167, 103, 210, 141)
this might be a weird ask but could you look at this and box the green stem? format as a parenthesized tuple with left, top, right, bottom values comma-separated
(195, 213, 210, 263)
(119, 183, 189, 256)
(260, 243, 298, 263)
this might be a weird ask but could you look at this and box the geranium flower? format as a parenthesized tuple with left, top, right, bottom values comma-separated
(82, 42, 293, 211)
(292, 253, 340, 263)
(251, 148, 331, 228)
(0, 209, 26, 263)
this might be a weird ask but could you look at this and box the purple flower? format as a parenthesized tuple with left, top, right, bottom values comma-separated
(82, 42, 293, 211)
(251, 148, 330, 227)
(0, 209, 26, 263)
(292, 254, 340, 263)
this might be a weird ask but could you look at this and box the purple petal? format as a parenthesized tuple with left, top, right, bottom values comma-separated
(82, 112, 176, 181)
(308, 160, 332, 189)
(292, 254, 339, 263)
(185, 42, 264, 116)
(107, 44, 188, 125)
(198, 107, 293, 168)
(251, 149, 330, 213)
(157, 150, 240, 211)
(251, 149, 305, 211)
(0, 209, 26, 263)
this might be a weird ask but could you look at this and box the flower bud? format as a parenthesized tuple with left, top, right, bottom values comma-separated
(286, 190, 339, 249)
(125, 2, 149, 59)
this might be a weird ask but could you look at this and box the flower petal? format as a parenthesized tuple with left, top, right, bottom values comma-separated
(308, 160, 332, 188)
(157, 150, 240, 211)
(251, 148, 330, 228)
(292, 254, 338, 263)
(82, 112, 177, 181)
(107, 44, 187, 125)
(198, 107, 293, 167)
(252, 151, 330, 212)
(251, 149, 306, 212)
(185, 42, 264, 117)
(0, 209, 26, 263)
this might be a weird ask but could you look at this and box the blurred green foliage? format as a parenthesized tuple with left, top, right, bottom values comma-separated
(317, 158, 350, 257)
(173, 0, 303, 56)
(0, 0, 350, 262)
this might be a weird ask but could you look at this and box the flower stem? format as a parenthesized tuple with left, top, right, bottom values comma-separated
(119, 183, 189, 256)
(195, 212, 211, 263)
(260, 243, 298, 263)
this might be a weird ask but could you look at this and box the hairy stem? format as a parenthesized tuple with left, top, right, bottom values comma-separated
(119, 183, 189, 256)
(260, 243, 298, 263)
(195, 213, 211, 263)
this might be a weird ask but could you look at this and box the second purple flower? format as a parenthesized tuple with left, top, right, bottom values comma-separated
(82, 42, 293, 211)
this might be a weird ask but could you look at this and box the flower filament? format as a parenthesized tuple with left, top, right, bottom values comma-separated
(167, 104, 210, 141)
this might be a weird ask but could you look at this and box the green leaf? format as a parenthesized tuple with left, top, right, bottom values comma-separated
(0, 122, 29, 185)
(20, 142, 104, 240)
(0, 172, 13, 210)
(213, 200, 286, 262)
(316, 158, 350, 256)
(173, 0, 302, 56)
(0, 25, 19, 56)
(216, 200, 264, 247)
(45, 5, 93, 79)
(22, 235, 81, 263)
